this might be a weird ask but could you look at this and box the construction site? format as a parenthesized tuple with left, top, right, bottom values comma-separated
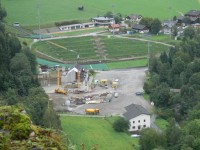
(40, 65, 152, 116)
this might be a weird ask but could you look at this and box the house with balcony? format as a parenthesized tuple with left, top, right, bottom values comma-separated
(91, 17, 114, 26)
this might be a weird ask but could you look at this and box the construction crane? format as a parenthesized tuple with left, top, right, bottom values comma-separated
(54, 67, 67, 95)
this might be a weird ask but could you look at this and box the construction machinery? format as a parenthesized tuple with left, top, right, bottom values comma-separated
(100, 79, 108, 88)
(55, 67, 67, 95)
(85, 109, 99, 115)
(112, 81, 118, 89)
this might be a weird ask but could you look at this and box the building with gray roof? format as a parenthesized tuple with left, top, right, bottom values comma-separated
(123, 104, 150, 132)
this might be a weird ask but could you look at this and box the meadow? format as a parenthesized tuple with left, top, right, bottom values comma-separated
(2, 0, 200, 27)
(32, 35, 169, 63)
(60, 116, 139, 150)
(106, 59, 148, 69)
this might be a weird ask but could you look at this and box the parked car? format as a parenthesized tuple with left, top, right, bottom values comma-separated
(135, 92, 143, 96)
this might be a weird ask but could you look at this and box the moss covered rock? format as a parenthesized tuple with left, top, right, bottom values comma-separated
(0, 106, 66, 150)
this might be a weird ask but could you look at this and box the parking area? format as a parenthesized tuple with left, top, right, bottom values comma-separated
(43, 67, 152, 116)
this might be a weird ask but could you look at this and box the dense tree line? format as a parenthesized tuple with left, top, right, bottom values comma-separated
(141, 27, 200, 149)
(0, 4, 60, 129)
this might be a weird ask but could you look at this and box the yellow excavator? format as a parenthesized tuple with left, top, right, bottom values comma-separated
(55, 67, 67, 95)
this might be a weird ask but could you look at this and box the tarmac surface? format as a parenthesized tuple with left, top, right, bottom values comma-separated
(43, 67, 153, 116)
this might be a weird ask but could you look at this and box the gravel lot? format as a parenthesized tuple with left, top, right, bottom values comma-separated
(43, 67, 152, 116)
(75, 67, 152, 115)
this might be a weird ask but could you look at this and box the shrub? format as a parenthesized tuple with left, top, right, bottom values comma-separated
(113, 117, 129, 132)
(55, 20, 81, 26)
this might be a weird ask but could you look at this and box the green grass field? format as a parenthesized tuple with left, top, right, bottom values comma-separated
(155, 118, 169, 131)
(60, 116, 139, 150)
(32, 35, 169, 63)
(106, 59, 147, 69)
(2, 0, 200, 27)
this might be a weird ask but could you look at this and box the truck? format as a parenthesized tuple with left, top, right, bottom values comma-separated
(85, 109, 100, 115)
(55, 88, 67, 95)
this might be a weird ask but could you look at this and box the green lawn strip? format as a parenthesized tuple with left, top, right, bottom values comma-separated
(143, 93, 150, 101)
(107, 59, 147, 69)
(155, 118, 169, 131)
(61, 116, 139, 150)
(2, 0, 199, 27)
(52, 28, 106, 37)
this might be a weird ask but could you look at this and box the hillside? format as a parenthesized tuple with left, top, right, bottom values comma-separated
(0, 106, 66, 150)
(2, 0, 200, 27)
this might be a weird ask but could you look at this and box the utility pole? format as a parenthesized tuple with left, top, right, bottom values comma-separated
(147, 41, 150, 72)
(112, 4, 115, 35)
(168, 6, 172, 39)
(37, 1, 41, 40)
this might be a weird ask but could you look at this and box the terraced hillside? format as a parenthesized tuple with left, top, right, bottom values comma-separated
(32, 35, 170, 63)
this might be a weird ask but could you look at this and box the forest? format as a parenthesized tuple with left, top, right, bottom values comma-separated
(142, 26, 200, 149)
(0, 4, 60, 130)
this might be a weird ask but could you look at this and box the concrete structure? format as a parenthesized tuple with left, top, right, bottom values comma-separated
(59, 22, 95, 31)
(123, 104, 150, 132)
(91, 17, 114, 26)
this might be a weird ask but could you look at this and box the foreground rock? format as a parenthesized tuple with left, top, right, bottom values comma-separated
(0, 106, 66, 150)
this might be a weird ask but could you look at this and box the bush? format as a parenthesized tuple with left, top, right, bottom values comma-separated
(113, 117, 129, 132)
(55, 20, 81, 26)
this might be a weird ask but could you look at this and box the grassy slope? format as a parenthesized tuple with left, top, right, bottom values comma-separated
(2, 0, 200, 26)
(61, 116, 139, 150)
(155, 118, 169, 131)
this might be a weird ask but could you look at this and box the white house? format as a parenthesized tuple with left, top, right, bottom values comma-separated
(59, 22, 95, 31)
(162, 20, 176, 34)
(123, 104, 150, 132)
(108, 24, 120, 32)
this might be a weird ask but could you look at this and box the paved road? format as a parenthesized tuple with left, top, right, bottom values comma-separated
(74, 68, 153, 116)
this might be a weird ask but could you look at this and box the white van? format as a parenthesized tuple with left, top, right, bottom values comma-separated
(114, 92, 118, 98)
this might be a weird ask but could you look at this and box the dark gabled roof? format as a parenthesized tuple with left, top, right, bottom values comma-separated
(177, 16, 184, 21)
(185, 10, 200, 17)
(123, 104, 150, 120)
(190, 17, 198, 22)
(132, 24, 147, 30)
(127, 14, 142, 20)
(162, 20, 176, 28)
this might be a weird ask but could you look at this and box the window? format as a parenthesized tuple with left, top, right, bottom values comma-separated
(138, 126, 141, 130)
(133, 126, 135, 129)
(138, 120, 140, 123)
(144, 119, 146, 122)
(133, 121, 135, 123)
(143, 125, 146, 128)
